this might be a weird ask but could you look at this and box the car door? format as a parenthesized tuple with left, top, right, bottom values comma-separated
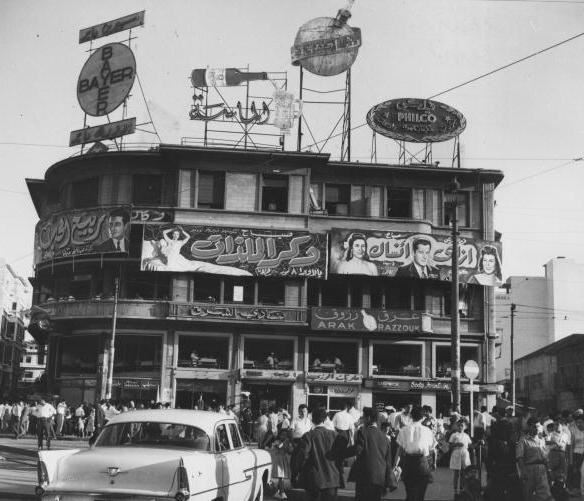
(216, 421, 253, 500)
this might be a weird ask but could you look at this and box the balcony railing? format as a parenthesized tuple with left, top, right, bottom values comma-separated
(42, 299, 168, 319)
(431, 316, 483, 335)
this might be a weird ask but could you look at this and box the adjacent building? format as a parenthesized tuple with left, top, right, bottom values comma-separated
(0, 258, 32, 396)
(19, 338, 46, 385)
(26, 145, 503, 416)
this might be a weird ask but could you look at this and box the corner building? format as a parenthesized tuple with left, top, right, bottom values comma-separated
(27, 145, 503, 417)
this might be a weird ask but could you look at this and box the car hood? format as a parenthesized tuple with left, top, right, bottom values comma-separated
(45, 447, 202, 496)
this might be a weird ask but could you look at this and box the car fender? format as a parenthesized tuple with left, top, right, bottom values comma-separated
(38, 449, 81, 484)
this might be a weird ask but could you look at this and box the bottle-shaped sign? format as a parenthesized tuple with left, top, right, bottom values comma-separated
(191, 68, 269, 87)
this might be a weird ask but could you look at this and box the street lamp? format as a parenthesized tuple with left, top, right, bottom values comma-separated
(445, 177, 461, 413)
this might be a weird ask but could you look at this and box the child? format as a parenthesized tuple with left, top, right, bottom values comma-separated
(77, 415, 85, 438)
(546, 422, 568, 485)
(269, 429, 294, 500)
(449, 419, 473, 495)
(86, 409, 96, 438)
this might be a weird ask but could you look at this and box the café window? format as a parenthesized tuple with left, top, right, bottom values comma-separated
(58, 334, 100, 376)
(387, 188, 412, 218)
(243, 337, 294, 370)
(193, 276, 222, 303)
(435, 344, 479, 379)
(133, 174, 162, 206)
(223, 278, 254, 304)
(372, 342, 423, 377)
(262, 175, 288, 212)
(114, 334, 162, 372)
(325, 184, 351, 216)
(258, 279, 285, 306)
(178, 334, 230, 369)
(308, 339, 359, 373)
(72, 177, 99, 208)
(443, 192, 469, 227)
(197, 171, 225, 209)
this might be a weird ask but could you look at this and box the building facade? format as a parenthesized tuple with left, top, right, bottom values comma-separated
(495, 257, 584, 386)
(19, 339, 46, 385)
(26, 145, 503, 416)
(0, 258, 31, 396)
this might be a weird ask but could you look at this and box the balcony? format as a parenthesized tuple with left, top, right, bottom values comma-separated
(430, 316, 484, 336)
(42, 299, 168, 320)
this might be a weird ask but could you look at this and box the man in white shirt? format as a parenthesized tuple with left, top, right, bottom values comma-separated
(333, 401, 357, 443)
(396, 406, 435, 501)
(292, 404, 313, 442)
(35, 399, 56, 450)
(56, 400, 67, 436)
(102, 401, 120, 423)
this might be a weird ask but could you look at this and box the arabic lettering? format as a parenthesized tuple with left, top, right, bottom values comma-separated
(189, 94, 270, 125)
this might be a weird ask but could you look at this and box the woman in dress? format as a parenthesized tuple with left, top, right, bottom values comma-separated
(336, 233, 379, 276)
(449, 419, 473, 496)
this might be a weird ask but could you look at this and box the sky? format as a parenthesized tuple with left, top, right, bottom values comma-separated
(2, 0, 584, 281)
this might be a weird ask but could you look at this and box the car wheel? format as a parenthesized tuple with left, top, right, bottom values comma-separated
(254, 482, 263, 501)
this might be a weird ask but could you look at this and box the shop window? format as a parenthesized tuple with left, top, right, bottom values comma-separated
(325, 184, 351, 216)
(58, 335, 100, 376)
(308, 340, 358, 373)
(223, 278, 254, 304)
(387, 188, 411, 218)
(321, 278, 348, 307)
(193, 276, 222, 303)
(114, 334, 162, 372)
(197, 171, 225, 209)
(307, 386, 356, 413)
(372, 343, 422, 377)
(443, 192, 469, 227)
(72, 177, 98, 208)
(262, 175, 288, 212)
(243, 338, 293, 370)
(178, 335, 229, 369)
(258, 279, 285, 306)
(435, 345, 479, 379)
(133, 174, 162, 206)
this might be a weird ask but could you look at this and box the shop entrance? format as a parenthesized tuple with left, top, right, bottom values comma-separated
(372, 391, 421, 412)
(242, 382, 292, 418)
(175, 379, 227, 410)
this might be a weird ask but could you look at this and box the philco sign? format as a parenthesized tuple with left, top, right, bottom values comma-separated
(366, 98, 466, 143)
(77, 43, 136, 116)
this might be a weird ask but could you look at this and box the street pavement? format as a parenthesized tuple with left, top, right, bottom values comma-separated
(0, 433, 457, 500)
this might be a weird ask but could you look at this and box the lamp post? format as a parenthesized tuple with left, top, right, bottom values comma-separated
(445, 177, 461, 413)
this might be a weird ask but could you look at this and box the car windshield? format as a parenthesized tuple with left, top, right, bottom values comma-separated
(95, 421, 210, 450)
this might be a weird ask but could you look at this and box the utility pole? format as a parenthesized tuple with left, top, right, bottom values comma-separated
(446, 177, 461, 413)
(105, 277, 120, 400)
(510, 302, 516, 415)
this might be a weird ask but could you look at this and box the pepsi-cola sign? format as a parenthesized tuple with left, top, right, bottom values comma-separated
(366, 98, 466, 143)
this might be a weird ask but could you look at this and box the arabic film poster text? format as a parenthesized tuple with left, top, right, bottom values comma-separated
(141, 224, 328, 278)
(329, 227, 502, 285)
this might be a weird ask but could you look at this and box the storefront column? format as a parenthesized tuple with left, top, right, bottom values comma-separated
(359, 387, 372, 410)
(421, 392, 436, 411)
(292, 379, 307, 416)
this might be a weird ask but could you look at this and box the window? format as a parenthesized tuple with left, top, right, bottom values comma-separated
(321, 278, 348, 307)
(215, 424, 231, 451)
(24, 371, 33, 379)
(229, 423, 242, 448)
(58, 335, 100, 375)
(262, 175, 288, 212)
(325, 184, 351, 216)
(133, 174, 162, 206)
(443, 192, 468, 227)
(72, 177, 99, 208)
(435, 345, 479, 379)
(114, 335, 162, 372)
(258, 279, 285, 306)
(243, 338, 294, 370)
(372, 343, 423, 377)
(308, 340, 358, 373)
(178, 335, 229, 369)
(386, 281, 412, 309)
(25, 356, 31, 364)
(197, 171, 225, 209)
(387, 188, 412, 218)
(348, 282, 364, 308)
(224, 279, 254, 304)
(193, 276, 222, 303)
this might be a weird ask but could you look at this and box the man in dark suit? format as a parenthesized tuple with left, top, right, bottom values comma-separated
(93, 208, 130, 253)
(348, 407, 396, 501)
(292, 407, 348, 501)
(395, 238, 439, 279)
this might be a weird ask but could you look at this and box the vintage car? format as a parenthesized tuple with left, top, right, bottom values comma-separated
(36, 409, 272, 501)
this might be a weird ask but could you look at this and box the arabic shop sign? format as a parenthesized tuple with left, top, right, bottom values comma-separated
(69, 117, 136, 146)
(305, 373, 363, 384)
(170, 303, 306, 324)
(190, 96, 270, 125)
(240, 369, 299, 381)
(366, 98, 466, 143)
(34, 206, 131, 264)
(365, 379, 451, 392)
(142, 224, 327, 278)
(329, 228, 502, 287)
(79, 11, 146, 44)
(131, 208, 174, 223)
(311, 307, 427, 334)
(77, 43, 136, 117)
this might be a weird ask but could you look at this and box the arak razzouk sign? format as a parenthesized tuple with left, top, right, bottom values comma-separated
(70, 12, 144, 147)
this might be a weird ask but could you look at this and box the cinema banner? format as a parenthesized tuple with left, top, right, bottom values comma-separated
(329, 228, 502, 286)
(141, 224, 328, 278)
(34, 206, 131, 264)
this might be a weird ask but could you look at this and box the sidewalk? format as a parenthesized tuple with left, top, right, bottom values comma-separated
(0, 435, 457, 501)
